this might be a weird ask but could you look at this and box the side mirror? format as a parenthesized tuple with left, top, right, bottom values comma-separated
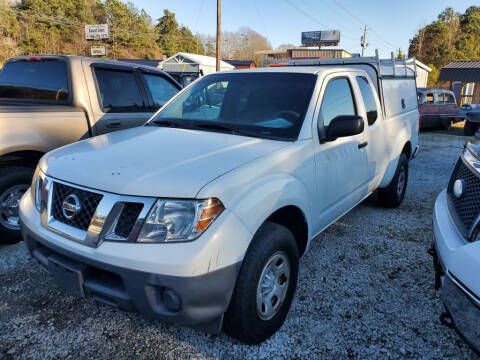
(325, 115, 364, 142)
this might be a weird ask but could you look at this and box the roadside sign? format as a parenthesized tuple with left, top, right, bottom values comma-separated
(85, 24, 109, 40)
(91, 45, 108, 56)
(301, 30, 340, 46)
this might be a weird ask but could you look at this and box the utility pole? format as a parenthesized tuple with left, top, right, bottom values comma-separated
(216, 0, 221, 71)
(361, 25, 369, 57)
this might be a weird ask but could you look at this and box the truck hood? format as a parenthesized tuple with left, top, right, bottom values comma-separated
(41, 126, 289, 198)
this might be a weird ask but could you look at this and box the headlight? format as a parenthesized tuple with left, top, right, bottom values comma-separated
(137, 198, 224, 243)
(31, 167, 49, 213)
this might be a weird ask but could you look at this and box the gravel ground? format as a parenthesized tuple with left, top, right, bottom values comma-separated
(0, 131, 478, 359)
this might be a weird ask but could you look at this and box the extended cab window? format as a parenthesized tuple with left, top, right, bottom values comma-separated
(356, 76, 378, 125)
(0, 59, 69, 102)
(318, 78, 356, 128)
(436, 93, 445, 103)
(142, 73, 179, 108)
(94, 68, 144, 111)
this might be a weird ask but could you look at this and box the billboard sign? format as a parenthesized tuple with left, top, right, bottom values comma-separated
(301, 30, 340, 45)
(85, 24, 109, 40)
(91, 45, 108, 56)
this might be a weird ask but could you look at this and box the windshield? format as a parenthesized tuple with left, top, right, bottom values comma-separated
(149, 72, 317, 140)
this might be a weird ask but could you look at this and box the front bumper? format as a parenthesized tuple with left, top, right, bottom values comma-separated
(19, 189, 251, 331)
(433, 189, 480, 353)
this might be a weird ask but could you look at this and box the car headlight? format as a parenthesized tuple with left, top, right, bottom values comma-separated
(137, 198, 224, 243)
(31, 166, 49, 213)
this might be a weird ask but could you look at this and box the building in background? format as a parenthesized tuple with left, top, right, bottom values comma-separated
(406, 59, 431, 88)
(157, 52, 234, 87)
(224, 60, 256, 69)
(439, 61, 480, 105)
(257, 48, 353, 67)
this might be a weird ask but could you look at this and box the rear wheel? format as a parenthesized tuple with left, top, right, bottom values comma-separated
(464, 120, 478, 136)
(378, 153, 408, 208)
(0, 166, 34, 245)
(223, 222, 299, 344)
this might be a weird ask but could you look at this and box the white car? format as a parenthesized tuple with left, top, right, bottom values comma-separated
(19, 58, 419, 344)
(433, 140, 480, 353)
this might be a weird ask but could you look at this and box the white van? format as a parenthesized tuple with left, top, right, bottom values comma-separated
(19, 55, 419, 344)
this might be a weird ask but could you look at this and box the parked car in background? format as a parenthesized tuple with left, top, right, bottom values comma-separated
(460, 104, 480, 135)
(19, 57, 419, 344)
(0, 55, 180, 244)
(432, 140, 480, 355)
(417, 88, 461, 130)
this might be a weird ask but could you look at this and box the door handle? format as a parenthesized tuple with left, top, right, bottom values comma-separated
(107, 120, 121, 128)
(358, 141, 368, 149)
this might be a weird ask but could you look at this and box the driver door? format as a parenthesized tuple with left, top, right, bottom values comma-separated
(311, 73, 370, 232)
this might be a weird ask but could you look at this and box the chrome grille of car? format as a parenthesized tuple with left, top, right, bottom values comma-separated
(42, 178, 156, 247)
(51, 182, 103, 231)
(447, 158, 480, 239)
(114, 203, 144, 238)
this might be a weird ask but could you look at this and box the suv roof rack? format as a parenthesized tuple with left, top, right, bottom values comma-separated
(277, 50, 417, 79)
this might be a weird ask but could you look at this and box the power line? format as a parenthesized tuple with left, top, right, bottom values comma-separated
(328, 0, 395, 50)
(284, 0, 331, 29)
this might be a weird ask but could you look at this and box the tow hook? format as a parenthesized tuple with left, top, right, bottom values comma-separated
(440, 312, 454, 329)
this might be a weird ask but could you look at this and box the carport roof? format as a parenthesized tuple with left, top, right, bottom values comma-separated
(438, 60, 480, 82)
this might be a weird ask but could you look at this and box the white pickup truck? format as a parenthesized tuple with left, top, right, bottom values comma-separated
(19, 56, 419, 344)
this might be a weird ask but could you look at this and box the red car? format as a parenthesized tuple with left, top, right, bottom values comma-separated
(417, 88, 461, 130)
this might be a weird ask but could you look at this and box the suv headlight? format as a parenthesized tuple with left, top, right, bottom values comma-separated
(137, 198, 224, 243)
(31, 166, 49, 213)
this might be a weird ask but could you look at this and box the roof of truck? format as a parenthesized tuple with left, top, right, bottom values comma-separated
(7, 55, 164, 72)
(220, 66, 347, 75)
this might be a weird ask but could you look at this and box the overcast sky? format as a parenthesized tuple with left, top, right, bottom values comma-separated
(132, 0, 475, 58)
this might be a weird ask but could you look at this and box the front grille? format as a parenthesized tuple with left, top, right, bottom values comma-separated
(51, 182, 103, 231)
(114, 203, 143, 238)
(447, 158, 480, 238)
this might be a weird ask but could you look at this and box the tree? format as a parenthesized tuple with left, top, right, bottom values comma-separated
(396, 48, 405, 59)
(155, 10, 204, 57)
(408, 6, 480, 85)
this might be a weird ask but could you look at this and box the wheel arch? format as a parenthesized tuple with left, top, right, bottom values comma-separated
(0, 150, 45, 168)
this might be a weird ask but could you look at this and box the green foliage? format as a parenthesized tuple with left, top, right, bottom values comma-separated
(0, 0, 209, 65)
(396, 48, 404, 59)
(155, 10, 204, 57)
(409, 6, 480, 85)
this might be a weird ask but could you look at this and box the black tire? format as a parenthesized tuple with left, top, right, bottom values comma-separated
(378, 153, 408, 208)
(464, 120, 477, 136)
(443, 119, 451, 131)
(0, 166, 34, 245)
(223, 222, 299, 344)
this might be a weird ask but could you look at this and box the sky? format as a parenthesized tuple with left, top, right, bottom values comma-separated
(132, 0, 475, 58)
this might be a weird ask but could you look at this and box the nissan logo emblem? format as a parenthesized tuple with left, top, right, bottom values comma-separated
(453, 179, 465, 198)
(62, 194, 82, 219)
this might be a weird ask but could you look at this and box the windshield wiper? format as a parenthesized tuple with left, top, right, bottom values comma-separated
(193, 122, 265, 138)
(149, 119, 193, 130)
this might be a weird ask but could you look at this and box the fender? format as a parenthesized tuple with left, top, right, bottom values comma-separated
(379, 128, 412, 188)
(203, 172, 313, 244)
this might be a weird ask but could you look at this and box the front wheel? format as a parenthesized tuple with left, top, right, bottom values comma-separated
(0, 166, 34, 245)
(378, 153, 408, 208)
(223, 222, 299, 344)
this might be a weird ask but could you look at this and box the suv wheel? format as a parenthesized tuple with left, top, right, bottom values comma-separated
(223, 222, 299, 344)
(0, 166, 34, 244)
(378, 153, 408, 208)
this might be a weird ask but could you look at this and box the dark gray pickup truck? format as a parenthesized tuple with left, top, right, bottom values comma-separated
(0, 55, 180, 244)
